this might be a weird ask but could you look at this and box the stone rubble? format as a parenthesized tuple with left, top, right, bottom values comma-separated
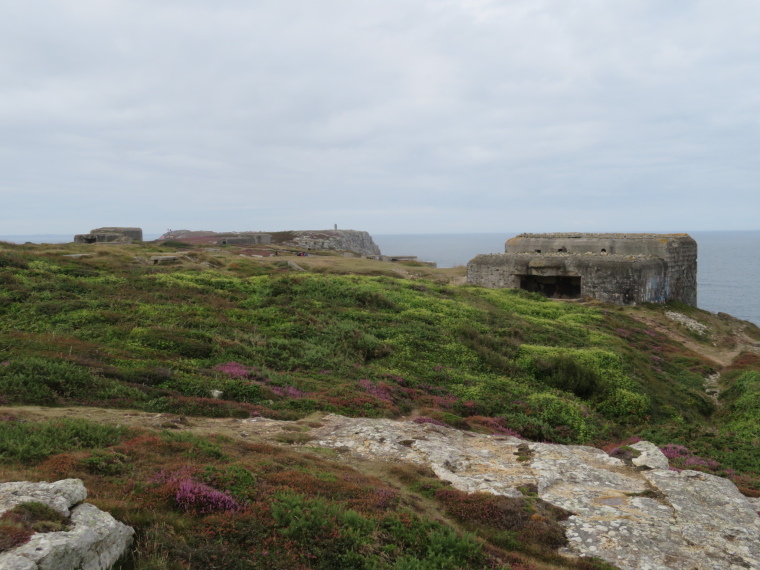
(0, 479, 134, 570)
(309, 415, 760, 570)
(665, 311, 709, 335)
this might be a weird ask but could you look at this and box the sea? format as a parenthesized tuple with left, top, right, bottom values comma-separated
(2, 231, 759, 326)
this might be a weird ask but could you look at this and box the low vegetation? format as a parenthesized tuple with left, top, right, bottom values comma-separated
(0, 240, 758, 568)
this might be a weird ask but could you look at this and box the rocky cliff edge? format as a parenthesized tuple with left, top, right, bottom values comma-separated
(281, 415, 760, 570)
(285, 230, 381, 256)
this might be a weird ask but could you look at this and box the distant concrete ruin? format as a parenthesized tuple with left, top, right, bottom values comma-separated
(218, 234, 271, 246)
(365, 254, 437, 267)
(74, 227, 143, 244)
(467, 233, 697, 306)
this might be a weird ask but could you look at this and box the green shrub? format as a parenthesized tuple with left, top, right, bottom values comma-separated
(271, 493, 485, 570)
(533, 353, 604, 399)
(128, 327, 215, 358)
(720, 371, 760, 439)
(596, 389, 651, 422)
(201, 464, 257, 502)
(159, 431, 228, 460)
(0, 358, 97, 404)
(81, 450, 130, 476)
(0, 419, 128, 464)
(0, 252, 29, 269)
(525, 393, 595, 442)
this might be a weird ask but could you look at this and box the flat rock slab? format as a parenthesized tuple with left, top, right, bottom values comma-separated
(0, 479, 134, 570)
(310, 415, 760, 570)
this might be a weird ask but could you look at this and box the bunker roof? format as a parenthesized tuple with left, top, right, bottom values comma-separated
(514, 233, 691, 240)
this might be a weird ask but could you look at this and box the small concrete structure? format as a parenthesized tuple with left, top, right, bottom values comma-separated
(74, 227, 143, 244)
(366, 255, 437, 267)
(467, 233, 697, 306)
(218, 234, 271, 246)
(149, 256, 181, 265)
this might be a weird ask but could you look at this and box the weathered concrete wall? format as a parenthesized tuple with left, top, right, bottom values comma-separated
(74, 227, 143, 244)
(74, 233, 120, 244)
(504, 233, 697, 306)
(662, 236, 698, 306)
(505, 233, 692, 256)
(91, 227, 143, 241)
(219, 234, 272, 245)
(468, 233, 697, 306)
(468, 253, 670, 305)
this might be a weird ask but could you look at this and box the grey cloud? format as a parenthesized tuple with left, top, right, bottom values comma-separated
(1, 0, 759, 233)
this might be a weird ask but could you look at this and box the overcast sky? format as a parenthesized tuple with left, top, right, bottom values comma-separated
(1, 1, 759, 236)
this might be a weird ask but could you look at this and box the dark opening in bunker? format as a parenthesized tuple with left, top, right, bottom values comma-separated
(519, 275, 581, 299)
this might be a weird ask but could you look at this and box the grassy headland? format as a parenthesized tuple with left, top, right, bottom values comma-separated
(1, 240, 759, 569)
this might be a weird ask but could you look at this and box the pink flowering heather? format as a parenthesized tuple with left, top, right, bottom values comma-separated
(660, 444, 691, 459)
(358, 379, 393, 402)
(1, 361, 8, 366)
(683, 456, 719, 470)
(213, 361, 252, 379)
(151, 466, 198, 485)
(175, 479, 241, 514)
(466, 416, 522, 438)
(373, 488, 398, 508)
(431, 395, 457, 409)
(269, 385, 305, 399)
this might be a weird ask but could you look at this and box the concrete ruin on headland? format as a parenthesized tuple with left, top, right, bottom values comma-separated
(467, 233, 697, 306)
(74, 227, 143, 244)
(218, 234, 271, 246)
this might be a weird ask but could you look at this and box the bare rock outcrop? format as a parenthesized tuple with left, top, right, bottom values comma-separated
(285, 230, 381, 256)
(0, 479, 134, 570)
(305, 415, 760, 570)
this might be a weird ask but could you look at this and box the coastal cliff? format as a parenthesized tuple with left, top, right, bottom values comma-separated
(282, 229, 382, 256)
(155, 228, 382, 256)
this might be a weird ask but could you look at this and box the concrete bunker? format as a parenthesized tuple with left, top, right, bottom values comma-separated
(218, 234, 272, 246)
(519, 275, 581, 298)
(74, 227, 143, 244)
(466, 233, 697, 306)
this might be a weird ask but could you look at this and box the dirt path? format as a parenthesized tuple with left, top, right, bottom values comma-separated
(626, 310, 760, 369)
(0, 405, 317, 444)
